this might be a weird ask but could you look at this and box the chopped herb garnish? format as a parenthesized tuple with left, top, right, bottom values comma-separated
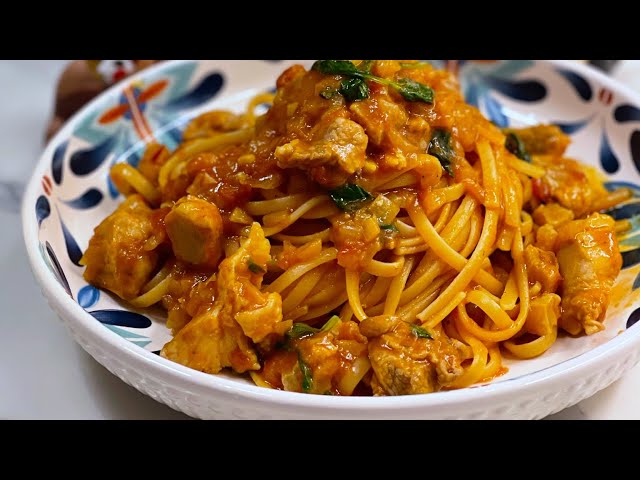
(410, 323, 433, 339)
(311, 60, 435, 104)
(285, 317, 340, 392)
(247, 258, 266, 274)
(275, 339, 294, 352)
(505, 132, 532, 163)
(328, 183, 374, 213)
(428, 129, 455, 177)
(286, 322, 319, 340)
(319, 86, 339, 99)
(339, 77, 369, 101)
(395, 78, 434, 103)
(312, 60, 361, 76)
(298, 354, 313, 392)
(380, 223, 399, 232)
(320, 315, 340, 332)
(380, 76, 434, 104)
(323, 390, 335, 395)
(286, 315, 340, 341)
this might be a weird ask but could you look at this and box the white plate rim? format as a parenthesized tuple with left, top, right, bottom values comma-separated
(21, 59, 640, 413)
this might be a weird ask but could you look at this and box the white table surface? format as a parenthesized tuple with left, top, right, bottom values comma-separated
(2, 60, 639, 420)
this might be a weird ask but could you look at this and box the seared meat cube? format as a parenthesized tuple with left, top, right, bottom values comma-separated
(165, 195, 224, 269)
(524, 244, 561, 293)
(161, 223, 285, 374)
(555, 213, 622, 335)
(363, 316, 464, 396)
(81, 194, 162, 300)
(532, 202, 574, 228)
(285, 319, 369, 395)
(533, 156, 609, 218)
(275, 117, 368, 187)
(160, 305, 259, 374)
(349, 97, 409, 148)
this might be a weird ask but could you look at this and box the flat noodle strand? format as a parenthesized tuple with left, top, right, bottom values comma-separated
(346, 270, 367, 321)
(158, 128, 253, 188)
(80, 62, 630, 398)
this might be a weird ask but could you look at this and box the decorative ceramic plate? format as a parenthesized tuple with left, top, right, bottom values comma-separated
(23, 60, 640, 419)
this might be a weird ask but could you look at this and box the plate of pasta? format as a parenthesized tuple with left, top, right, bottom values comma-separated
(23, 59, 640, 419)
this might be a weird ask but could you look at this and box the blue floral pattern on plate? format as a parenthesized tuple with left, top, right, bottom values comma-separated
(36, 60, 288, 351)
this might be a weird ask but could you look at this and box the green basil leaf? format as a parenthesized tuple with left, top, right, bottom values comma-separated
(410, 324, 433, 339)
(320, 315, 340, 332)
(328, 183, 374, 213)
(312, 60, 362, 77)
(247, 258, 266, 274)
(339, 77, 369, 101)
(380, 223, 398, 232)
(286, 316, 339, 343)
(286, 322, 319, 340)
(505, 132, 532, 163)
(428, 129, 455, 177)
(298, 354, 313, 392)
(312, 60, 436, 106)
(394, 78, 434, 103)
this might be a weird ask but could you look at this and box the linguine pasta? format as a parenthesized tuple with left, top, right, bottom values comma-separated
(81, 61, 629, 396)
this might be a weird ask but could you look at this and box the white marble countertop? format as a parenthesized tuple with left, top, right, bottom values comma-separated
(2, 60, 638, 420)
